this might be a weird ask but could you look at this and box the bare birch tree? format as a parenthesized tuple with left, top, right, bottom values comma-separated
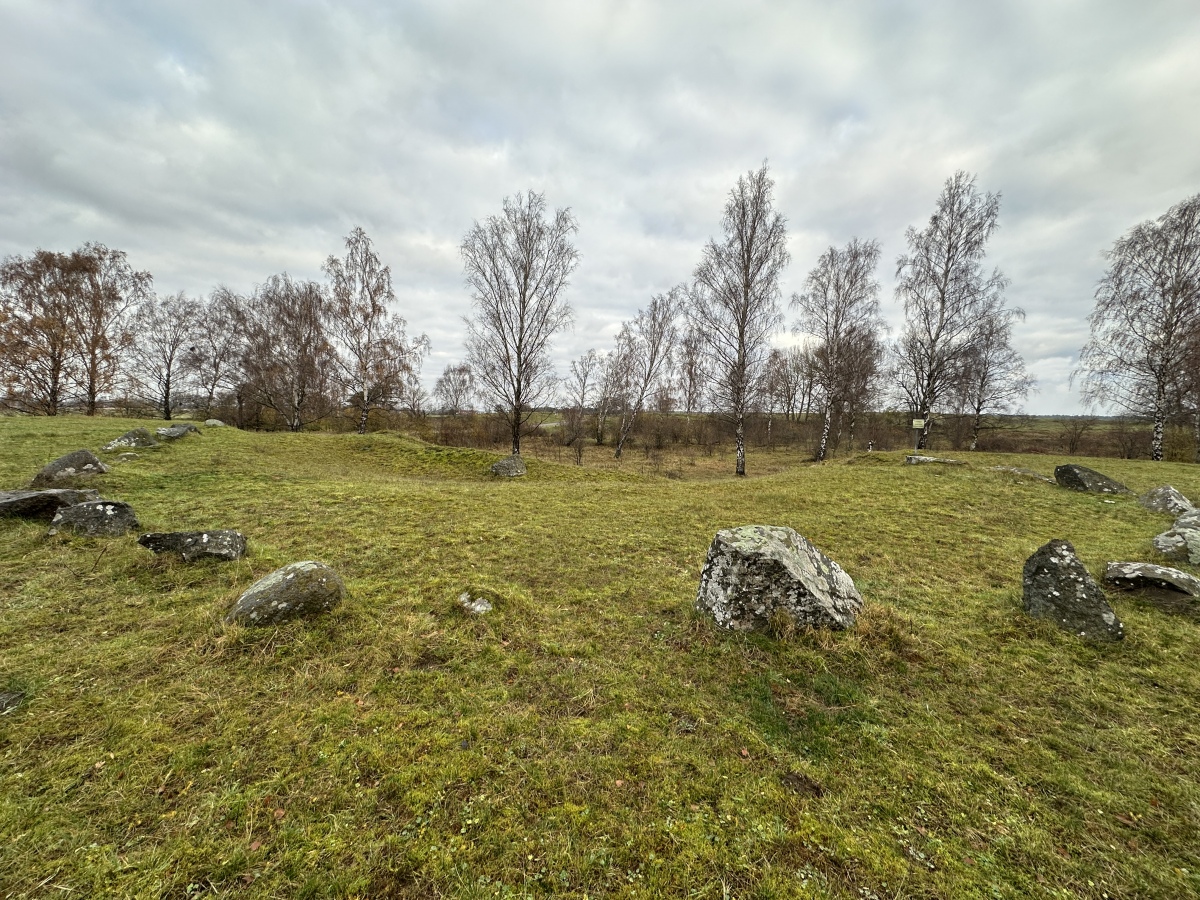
(127, 292, 201, 419)
(893, 171, 1010, 450)
(324, 227, 426, 433)
(1076, 193, 1200, 460)
(612, 287, 683, 458)
(434, 362, 474, 416)
(185, 288, 244, 417)
(462, 191, 578, 455)
(792, 238, 884, 461)
(691, 163, 789, 476)
(956, 308, 1034, 449)
(562, 349, 599, 456)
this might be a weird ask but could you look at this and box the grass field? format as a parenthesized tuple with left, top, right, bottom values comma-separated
(2, 417, 1199, 899)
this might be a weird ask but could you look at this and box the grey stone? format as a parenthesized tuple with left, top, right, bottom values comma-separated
(695, 525, 863, 632)
(101, 427, 158, 452)
(0, 690, 25, 715)
(457, 592, 493, 615)
(30, 449, 109, 488)
(48, 500, 140, 537)
(1022, 539, 1123, 641)
(156, 423, 200, 440)
(138, 530, 247, 562)
(1153, 520, 1200, 565)
(988, 466, 1056, 484)
(224, 561, 346, 626)
(491, 455, 527, 477)
(905, 455, 965, 465)
(1139, 485, 1193, 516)
(1054, 464, 1129, 494)
(0, 488, 100, 521)
(204, 419, 226, 427)
(1105, 561, 1200, 597)
(113, 453, 140, 463)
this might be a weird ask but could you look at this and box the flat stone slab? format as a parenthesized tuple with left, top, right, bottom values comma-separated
(491, 455, 527, 477)
(988, 466, 1055, 484)
(1105, 561, 1200, 596)
(1022, 539, 1123, 641)
(906, 455, 965, 465)
(101, 427, 158, 452)
(156, 423, 201, 440)
(1139, 485, 1193, 516)
(30, 449, 109, 489)
(204, 419, 226, 427)
(0, 488, 100, 521)
(1054, 464, 1129, 494)
(48, 500, 140, 537)
(695, 525, 862, 632)
(224, 561, 345, 626)
(138, 530, 247, 562)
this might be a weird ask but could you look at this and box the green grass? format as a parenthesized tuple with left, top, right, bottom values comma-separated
(2, 417, 1199, 898)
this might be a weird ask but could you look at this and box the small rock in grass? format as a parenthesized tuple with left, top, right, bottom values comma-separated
(138, 530, 247, 562)
(204, 419, 226, 427)
(905, 455, 965, 466)
(490, 455, 527, 477)
(30, 449, 109, 489)
(48, 500, 139, 537)
(695, 525, 862, 632)
(457, 592, 493, 615)
(224, 561, 345, 626)
(1022, 539, 1123, 641)
(1139, 485, 1193, 516)
(113, 453, 140, 463)
(0, 488, 99, 521)
(0, 690, 26, 715)
(101, 427, 158, 452)
(156, 423, 200, 440)
(1053, 464, 1129, 494)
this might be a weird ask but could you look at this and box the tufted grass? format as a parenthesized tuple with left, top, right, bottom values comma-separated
(1, 416, 1199, 899)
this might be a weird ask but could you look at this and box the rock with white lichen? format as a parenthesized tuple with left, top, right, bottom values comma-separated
(138, 530, 247, 562)
(1022, 539, 1123, 641)
(47, 500, 139, 537)
(224, 561, 345, 626)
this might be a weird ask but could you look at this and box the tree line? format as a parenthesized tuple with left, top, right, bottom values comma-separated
(2, 169, 1198, 469)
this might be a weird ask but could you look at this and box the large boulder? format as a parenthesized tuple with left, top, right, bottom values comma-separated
(0, 488, 99, 521)
(1153, 514, 1200, 565)
(1105, 561, 1200, 597)
(30, 450, 109, 489)
(1054, 464, 1129, 495)
(101, 428, 158, 452)
(1022, 539, 1124, 641)
(138, 530, 247, 562)
(1139, 485, 1193, 516)
(156, 423, 200, 441)
(491, 455, 527, 477)
(695, 525, 862, 632)
(224, 561, 345, 626)
(48, 500, 139, 537)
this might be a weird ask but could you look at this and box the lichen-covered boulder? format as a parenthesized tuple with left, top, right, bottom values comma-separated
(1153, 515, 1200, 565)
(1105, 561, 1200, 597)
(695, 525, 862, 632)
(101, 428, 158, 452)
(491, 455, 527, 477)
(30, 450, 109, 489)
(0, 488, 99, 521)
(138, 530, 247, 562)
(1022, 539, 1123, 641)
(224, 561, 345, 626)
(48, 500, 140, 537)
(1139, 485, 1193, 516)
(204, 419, 226, 427)
(156, 424, 200, 440)
(1054, 464, 1129, 495)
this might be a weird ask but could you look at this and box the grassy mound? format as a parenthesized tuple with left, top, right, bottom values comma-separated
(2, 418, 1198, 898)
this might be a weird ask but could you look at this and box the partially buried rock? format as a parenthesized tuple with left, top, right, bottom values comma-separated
(224, 561, 345, 626)
(1139, 485, 1193, 516)
(695, 525, 862, 632)
(138, 530, 247, 562)
(457, 592, 493, 615)
(156, 423, 200, 440)
(491, 455, 527, 477)
(1153, 512, 1200, 565)
(905, 455, 965, 466)
(30, 449, 109, 489)
(48, 500, 139, 537)
(113, 453, 140, 464)
(1105, 561, 1200, 597)
(1022, 539, 1123, 641)
(0, 690, 25, 715)
(0, 488, 99, 521)
(204, 419, 226, 427)
(1054, 464, 1129, 495)
(101, 427, 158, 452)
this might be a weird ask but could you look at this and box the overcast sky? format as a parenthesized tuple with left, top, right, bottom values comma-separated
(2, 0, 1198, 414)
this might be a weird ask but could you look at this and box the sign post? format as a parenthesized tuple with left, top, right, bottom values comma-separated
(911, 418, 925, 451)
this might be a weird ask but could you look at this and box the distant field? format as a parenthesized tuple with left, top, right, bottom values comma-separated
(2, 417, 1199, 899)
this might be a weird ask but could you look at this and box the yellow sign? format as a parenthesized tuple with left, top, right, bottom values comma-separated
(912, 419, 925, 429)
